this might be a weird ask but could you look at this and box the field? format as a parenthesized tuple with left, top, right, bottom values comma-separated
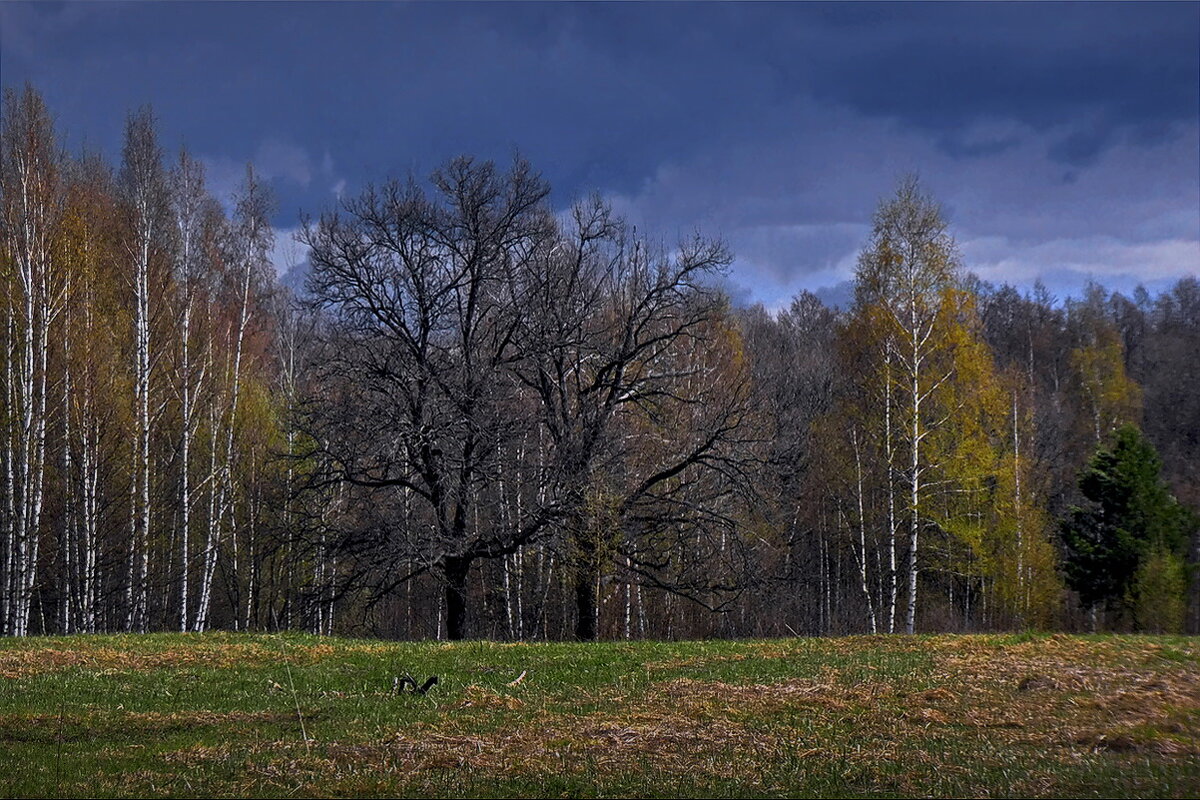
(1, 633, 1198, 798)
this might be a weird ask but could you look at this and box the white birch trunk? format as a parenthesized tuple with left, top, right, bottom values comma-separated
(1012, 391, 1024, 614)
(884, 344, 898, 634)
(195, 395, 221, 631)
(80, 384, 100, 633)
(851, 429, 877, 634)
(179, 300, 193, 630)
(3, 298, 16, 633)
(125, 200, 154, 633)
(905, 290, 922, 636)
(60, 287, 74, 632)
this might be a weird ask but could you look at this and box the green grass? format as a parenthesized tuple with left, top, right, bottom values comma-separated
(1, 633, 1197, 797)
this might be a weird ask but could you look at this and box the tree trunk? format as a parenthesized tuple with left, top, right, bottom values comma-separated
(1012, 391, 1025, 621)
(884, 345, 898, 634)
(443, 555, 471, 641)
(2, 311, 14, 635)
(178, 300, 193, 631)
(851, 429, 878, 634)
(573, 531, 599, 641)
(905, 293, 921, 636)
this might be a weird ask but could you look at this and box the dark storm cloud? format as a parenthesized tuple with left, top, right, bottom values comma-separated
(2, 1, 1196, 305)
(800, 5, 1198, 126)
(14, 3, 1192, 184)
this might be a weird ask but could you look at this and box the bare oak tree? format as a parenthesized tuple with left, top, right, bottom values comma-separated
(300, 157, 554, 640)
(511, 198, 753, 639)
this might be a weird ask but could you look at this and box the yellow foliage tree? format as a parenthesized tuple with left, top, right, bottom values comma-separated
(846, 177, 1061, 632)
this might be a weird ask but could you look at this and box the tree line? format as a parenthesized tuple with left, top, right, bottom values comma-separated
(2, 84, 1196, 640)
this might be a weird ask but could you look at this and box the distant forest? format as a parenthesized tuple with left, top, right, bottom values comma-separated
(2, 85, 1197, 640)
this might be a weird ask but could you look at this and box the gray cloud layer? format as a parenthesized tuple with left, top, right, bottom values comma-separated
(3, 2, 1196, 305)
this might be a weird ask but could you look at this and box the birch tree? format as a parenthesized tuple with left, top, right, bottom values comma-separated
(168, 150, 214, 630)
(1068, 316, 1142, 448)
(194, 165, 274, 631)
(0, 85, 65, 635)
(119, 107, 170, 632)
(821, 302, 900, 633)
(57, 153, 123, 633)
(853, 176, 963, 634)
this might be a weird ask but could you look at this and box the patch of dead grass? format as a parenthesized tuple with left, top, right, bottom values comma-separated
(643, 641, 805, 670)
(457, 685, 524, 710)
(328, 706, 780, 780)
(921, 636, 1200, 759)
(0, 708, 300, 743)
(652, 676, 870, 715)
(0, 641, 339, 678)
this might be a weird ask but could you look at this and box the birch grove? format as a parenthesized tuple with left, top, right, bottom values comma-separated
(0, 87, 63, 636)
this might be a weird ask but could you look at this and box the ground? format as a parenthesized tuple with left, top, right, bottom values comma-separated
(1, 632, 1197, 798)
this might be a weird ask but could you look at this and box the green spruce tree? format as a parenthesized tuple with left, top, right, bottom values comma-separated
(1060, 424, 1196, 630)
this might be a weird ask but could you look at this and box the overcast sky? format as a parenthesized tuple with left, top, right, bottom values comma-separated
(2, 1, 1197, 308)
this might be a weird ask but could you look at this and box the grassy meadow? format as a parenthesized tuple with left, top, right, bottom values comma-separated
(1, 632, 1197, 798)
